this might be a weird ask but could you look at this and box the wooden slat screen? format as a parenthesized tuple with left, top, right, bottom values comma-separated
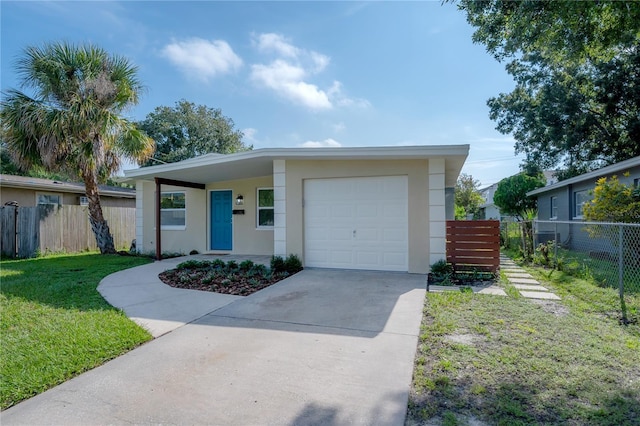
(446, 220, 500, 273)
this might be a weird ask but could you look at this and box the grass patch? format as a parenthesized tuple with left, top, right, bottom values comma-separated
(0, 253, 153, 409)
(408, 255, 640, 425)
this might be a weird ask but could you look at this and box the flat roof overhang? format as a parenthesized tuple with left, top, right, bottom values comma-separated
(122, 145, 470, 187)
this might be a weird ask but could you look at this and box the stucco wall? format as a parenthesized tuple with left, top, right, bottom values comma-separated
(207, 176, 274, 255)
(284, 159, 431, 274)
(138, 176, 273, 256)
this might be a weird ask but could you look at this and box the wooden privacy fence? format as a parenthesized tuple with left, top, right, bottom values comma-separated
(0, 205, 135, 258)
(446, 220, 500, 274)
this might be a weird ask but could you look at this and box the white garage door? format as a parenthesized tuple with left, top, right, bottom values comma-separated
(304, 176, 408, 271)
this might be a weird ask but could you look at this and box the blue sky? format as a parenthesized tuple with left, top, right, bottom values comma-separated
(1, 1, 524, 187)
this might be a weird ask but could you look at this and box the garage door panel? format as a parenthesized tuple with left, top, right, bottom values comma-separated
(304, 176, 408, 271)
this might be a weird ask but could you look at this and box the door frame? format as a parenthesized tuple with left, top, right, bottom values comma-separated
(209, 189, 233, 251)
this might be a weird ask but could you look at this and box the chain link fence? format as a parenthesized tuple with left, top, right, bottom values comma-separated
(501, 219, 640, 322)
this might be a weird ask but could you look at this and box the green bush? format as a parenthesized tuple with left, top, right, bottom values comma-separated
(430, 259, 453, 277)
(239, 260, 254, 271)
(270, 255, 285, 274)
(211, 259, 225, 269)
(176, 259, 209, 270)
(284, 254, 303, 274)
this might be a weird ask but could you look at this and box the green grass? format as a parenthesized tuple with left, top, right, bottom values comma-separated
(408, 255, 640, 425)
(0, 253, 153, 409)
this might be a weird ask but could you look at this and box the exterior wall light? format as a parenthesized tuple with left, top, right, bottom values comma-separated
(235, 194, 244, 206)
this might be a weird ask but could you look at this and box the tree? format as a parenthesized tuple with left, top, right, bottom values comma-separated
(454, 173, 483, 219)
(493, 173, 545, 221)
(1, 42, 154, 253)
(457, 1, 640, 179)
(583, 175, 640, 224)
(138, 100, 250, 166)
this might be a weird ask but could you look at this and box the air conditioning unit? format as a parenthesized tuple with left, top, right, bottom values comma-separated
(79, 196, 89, 206)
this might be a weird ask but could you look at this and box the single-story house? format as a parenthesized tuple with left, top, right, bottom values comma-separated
(122, 145, 469, 273)
(527, 156, 640, 222)
(0, 174, 135, 208)
(526, 156, 640, 249)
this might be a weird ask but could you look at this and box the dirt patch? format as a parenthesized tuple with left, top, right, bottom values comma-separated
(444, 333, 486, 346)
(530, 299, 570, 317)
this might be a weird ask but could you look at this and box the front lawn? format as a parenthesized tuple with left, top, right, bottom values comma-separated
(408, 258, 640, 425)
(0, 253, 153, 410)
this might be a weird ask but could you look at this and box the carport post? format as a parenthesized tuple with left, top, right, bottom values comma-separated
(155, 178, 162, 261)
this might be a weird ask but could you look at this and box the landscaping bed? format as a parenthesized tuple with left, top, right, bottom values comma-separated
(159, 255, 302, 296)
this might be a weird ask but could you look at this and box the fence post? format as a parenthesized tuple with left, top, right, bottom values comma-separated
(554, 221, 558, 263)
(618, 225, 627, 324)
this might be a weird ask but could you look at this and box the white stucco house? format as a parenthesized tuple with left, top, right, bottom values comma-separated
(122, 145, 469, 274)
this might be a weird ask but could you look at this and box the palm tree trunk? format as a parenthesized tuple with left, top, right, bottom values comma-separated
(83, 172, 116, 254)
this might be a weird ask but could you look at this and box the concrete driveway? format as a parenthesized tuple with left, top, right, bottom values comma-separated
(2, 264, 427, 425)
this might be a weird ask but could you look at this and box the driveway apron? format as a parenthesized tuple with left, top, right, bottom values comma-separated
(2, 269, 426, 426)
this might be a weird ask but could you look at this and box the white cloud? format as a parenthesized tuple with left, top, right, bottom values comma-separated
(332, 122, 346, 133)
(250, 33, 366, 110)
(251, 60, 331, 110)
(254, 33, 299, 58)
(300, 138, 342, 148)
(242, 127, 258, 143)
(162, 38, 242, 82)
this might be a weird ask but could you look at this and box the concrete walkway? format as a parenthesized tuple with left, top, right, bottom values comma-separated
(2, 260, 427, 425)
(500, 255, 561, 300)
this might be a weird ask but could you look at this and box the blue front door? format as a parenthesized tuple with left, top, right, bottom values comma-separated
(210, 191, 232, 250)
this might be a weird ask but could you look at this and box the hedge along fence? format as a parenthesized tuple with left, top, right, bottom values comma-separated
(446, 220, 500, 274)
(0, 205, 135, 258)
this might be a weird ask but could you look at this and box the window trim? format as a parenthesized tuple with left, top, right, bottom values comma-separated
(36, 192, 62, 206)
(256, 187, 274, 230)
(160, 191, 186, 231)
(573, 189, 590, 220)
(550, 196, 558, 220)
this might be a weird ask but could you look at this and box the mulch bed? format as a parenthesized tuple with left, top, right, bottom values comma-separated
(159, 268, 291, 296)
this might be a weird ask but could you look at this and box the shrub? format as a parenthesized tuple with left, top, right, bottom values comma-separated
(176, 259, 209, 270)
(239, 260, 255, 271)
(271, 255, 285, 274)
(211, 259, 226, 269)
(284, 254, 303, 274)
(226, 260, 238, 271)
(430, 259, 453, 276)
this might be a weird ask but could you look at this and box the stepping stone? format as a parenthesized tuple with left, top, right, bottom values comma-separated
(428, 285, 463, 293)
(508, 277, 540, 285)
(505, 272, 533, 278)
(520, 291, 561, 300)
(477, 286, 507, 296)
(501, 267, 524, 272)
(513, 284, 549, 291)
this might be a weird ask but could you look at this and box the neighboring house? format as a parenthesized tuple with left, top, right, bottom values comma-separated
(123, 145, 469, 273)
(0, 174, 136, 208)
(527, 156, 640, 248)
(478, 183, 501, 220)
(527, 156, 640, 222)
(478, 170, 557, 221)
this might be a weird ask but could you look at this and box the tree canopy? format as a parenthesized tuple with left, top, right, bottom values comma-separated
(1, 42, 154, 253)
(454, 173, 483, 219)
(138, 100, 250, 166)
(493, 173, 545, 220)
(457, 1, 640, 179)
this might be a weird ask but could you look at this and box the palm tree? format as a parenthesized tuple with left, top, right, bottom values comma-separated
(1, 42, 154, 254)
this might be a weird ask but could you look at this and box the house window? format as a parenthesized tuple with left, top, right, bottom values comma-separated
(161, 192, 186, 229)
(573, 190, 591, 219)
(634, 178, 639, 188)
(550, 196, 558, 219)
(37, 193, 61, 206)
(79, 196, 89, 206)
(257, 188, 274, 228)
